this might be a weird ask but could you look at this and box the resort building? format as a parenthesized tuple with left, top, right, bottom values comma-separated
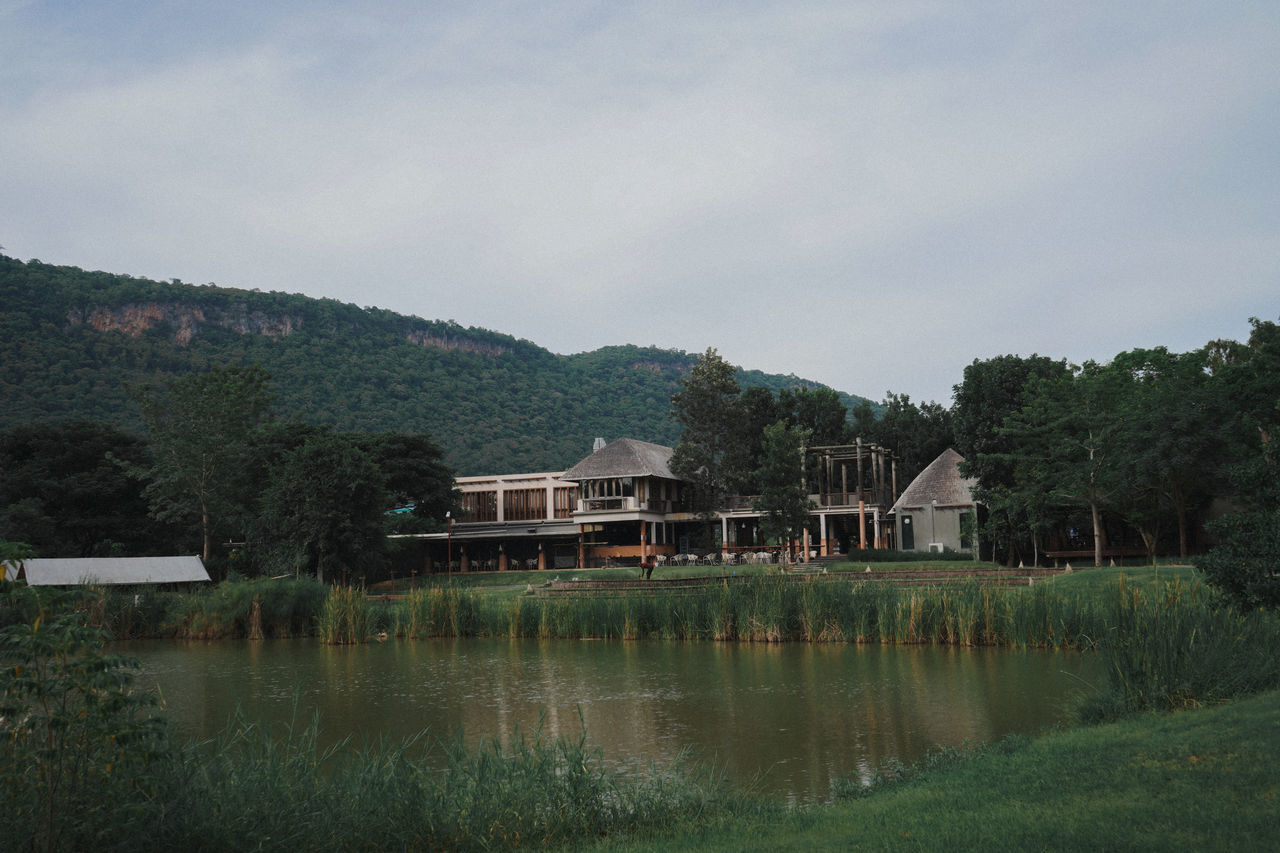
(891, 448, 979, 554)
(407, 436, 903, 572)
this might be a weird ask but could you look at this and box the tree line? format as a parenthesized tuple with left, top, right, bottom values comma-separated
(668, 320, 1279, 610)
(1, 364, 456, 583)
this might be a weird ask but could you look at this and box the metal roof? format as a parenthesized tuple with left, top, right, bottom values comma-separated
(560, 438, 677, 481)
(21, 556, 211, 586)
(891, 448, 978, 512)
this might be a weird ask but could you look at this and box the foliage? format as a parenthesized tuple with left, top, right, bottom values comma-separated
(1079, 576, 1280, 721)
(860, 391, 954, 485)
(0, 539, 35, 582)
(752, 421, 813, 555)
(130, 711, 760, 853)
(317, 586, 375, 644)
(1196, 450, 1280, 611)
(952, 354, 1070, 563)
(1000, 362, 1130, 567)
(356, 431, 458, 529)
(0, 584, 171, 851)
(255, 432, 390, 583)
(1106, 347, 1230, 560)
(670, 348, 743, 544)
(0, 421, 166, 558)
(129, 363, 273, 565)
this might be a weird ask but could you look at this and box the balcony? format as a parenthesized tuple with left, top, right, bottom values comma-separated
(576, 498, 676, 514)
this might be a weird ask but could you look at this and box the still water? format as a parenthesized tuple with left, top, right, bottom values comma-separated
(124, 638, 1099, 803)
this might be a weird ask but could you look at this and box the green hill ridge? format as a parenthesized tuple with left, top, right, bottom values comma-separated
(0, 255, 871, 474)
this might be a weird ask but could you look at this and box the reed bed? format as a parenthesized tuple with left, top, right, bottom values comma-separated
(379, 577, 1116, 650)
(1080, 576, 1280, 720)
(81, 577, 329, 640)
(316, 586, 374, 644)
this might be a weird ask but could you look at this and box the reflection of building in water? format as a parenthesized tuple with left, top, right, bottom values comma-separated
(399, 437, 903, 571)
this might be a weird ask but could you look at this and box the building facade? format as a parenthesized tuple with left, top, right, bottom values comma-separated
(407, 436, 902, 571)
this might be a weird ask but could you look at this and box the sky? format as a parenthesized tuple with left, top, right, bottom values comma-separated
(2, 2, 1277, 405)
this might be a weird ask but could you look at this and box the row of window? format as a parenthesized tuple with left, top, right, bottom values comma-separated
(460, 486, 579, 522)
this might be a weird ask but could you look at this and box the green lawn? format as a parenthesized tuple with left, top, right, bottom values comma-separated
(588, 687, 1280, 852)
(1038, 563, 1203, 594)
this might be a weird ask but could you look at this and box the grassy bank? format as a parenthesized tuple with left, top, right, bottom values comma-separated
(589, 687, 1280, 852)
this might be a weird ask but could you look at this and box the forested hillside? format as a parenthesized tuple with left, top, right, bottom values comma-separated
(0, 255, 871, 474)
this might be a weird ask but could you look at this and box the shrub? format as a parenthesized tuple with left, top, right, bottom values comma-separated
(0, 583, 172, 850)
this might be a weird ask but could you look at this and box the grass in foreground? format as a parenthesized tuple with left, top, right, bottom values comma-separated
(587, 687, 1280, 852)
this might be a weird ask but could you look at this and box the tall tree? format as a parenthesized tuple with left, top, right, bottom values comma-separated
(1196, 318, 1280, 609)
(130, 364, 273, 564)
(866, 392, 953, 486)
(1108, 347, 1229, 559)
(256, 432, 390, 584)
(0, 421, 162, 557)
(670, 348, 741, 547)
(726, 386, 782, 494)
(952, 354, 1069, 563)
(778, 387, 850, 447)
(753, 421, 813, 560)
(357, 432, 458, 534)
(1000, 362, 1127, 567)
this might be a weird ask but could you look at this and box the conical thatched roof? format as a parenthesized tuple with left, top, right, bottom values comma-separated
(561, 438, 676, 481)
(892, 448, 977, 511)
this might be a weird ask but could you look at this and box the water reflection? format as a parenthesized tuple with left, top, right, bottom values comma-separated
(124, 638, 1098, 803)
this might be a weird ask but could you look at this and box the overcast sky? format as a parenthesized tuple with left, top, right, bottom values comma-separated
(2, 2, 1277, 405)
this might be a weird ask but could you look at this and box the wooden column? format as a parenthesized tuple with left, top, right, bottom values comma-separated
(858, 500, 867, 549)
(856, 438, 864, 503)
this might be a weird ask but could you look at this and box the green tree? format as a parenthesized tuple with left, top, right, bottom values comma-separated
(1196, 318, 1280, 609)
(753, 421, 813, 560)
(1108, 348, 1230, 560)
(778, 387, 850, 447)
(865, 392, 953, 486)
(0, 421, 161, 557)
(130, 364, 273, 565)
(670, 349, 742, 546)
(0, 539, 35, 581)
(256, 432, 391, 584)
(725, 386, 782, 494)
(356, 432, 458, 532)
(1196, 440, 1280, 610)
(1000, 362, 1127, 567)
(952, 354, 1069, 563)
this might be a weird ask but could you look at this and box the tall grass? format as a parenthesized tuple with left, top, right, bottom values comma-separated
(317, 586, 374, 644)
(84, 577, 328, 640)
(1079, 576, 1280, 721)
(127, 714, 772, 852)
(375, 577, 1118, 650)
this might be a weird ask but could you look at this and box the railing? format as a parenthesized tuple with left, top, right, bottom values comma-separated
(722, 493, 877, 511)
(578, 497, 637, 512)
(577, 498, 676, 514)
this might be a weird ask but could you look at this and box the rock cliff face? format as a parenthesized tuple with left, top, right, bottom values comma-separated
(405, 329, 509, 357)
(630, 360, 686, 374)
(66, 303, 302, 345)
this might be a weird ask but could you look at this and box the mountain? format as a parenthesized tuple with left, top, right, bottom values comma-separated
(0, 255, 873, 475)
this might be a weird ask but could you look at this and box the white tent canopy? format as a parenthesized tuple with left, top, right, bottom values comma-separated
(19, 556, 210, 586)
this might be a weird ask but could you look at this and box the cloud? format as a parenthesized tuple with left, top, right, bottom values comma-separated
(1, 2, 1277, 406)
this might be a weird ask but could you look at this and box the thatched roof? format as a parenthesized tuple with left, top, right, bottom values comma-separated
(20, 556, 211, 586)
(892, 448, 977, 511)
(561, 438, 676, 481)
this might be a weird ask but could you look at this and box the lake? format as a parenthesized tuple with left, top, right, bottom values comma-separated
(124, 637, 1099, 803)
